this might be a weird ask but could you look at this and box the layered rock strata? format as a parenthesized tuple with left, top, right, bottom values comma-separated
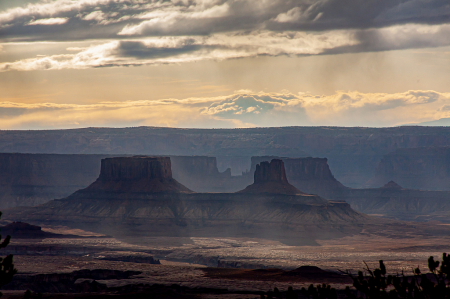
(5, 156, 366, 245)
(367, 147, 450, 191)
(0, 153, 110, 208)
(247, 157, 450, 222)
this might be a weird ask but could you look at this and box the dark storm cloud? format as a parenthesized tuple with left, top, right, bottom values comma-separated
(116, 39, 204, 58)
(1, 0, 450, 42)
(321, 23, 450, 55)
(1, 0, 450, 70)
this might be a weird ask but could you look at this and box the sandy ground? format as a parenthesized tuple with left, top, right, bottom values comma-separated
(6, 224, 450, 293)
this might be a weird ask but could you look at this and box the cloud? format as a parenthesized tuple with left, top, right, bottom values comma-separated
(0, 0, 449, 41)
(0, 90, 449, 129)
(0, 0, 450, 68)
(0, 31, 358, 71)
(27, 17, 69, 25)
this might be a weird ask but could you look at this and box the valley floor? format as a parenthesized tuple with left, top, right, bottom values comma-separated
(2, 223, 450, 298)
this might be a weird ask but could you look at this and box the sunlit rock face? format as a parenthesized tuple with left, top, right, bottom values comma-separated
(84, 156, 193, 194)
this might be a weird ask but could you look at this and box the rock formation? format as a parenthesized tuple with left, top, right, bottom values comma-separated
(170, 156, 245, 192)
(239, 159, 304, 195)
(367, 147, 450, 191)
(0, 153, 110, 208)
(244, 156, 347, 198)
(5, 126, 450, 188)
(83, 156, 192, 193)
(4, 156, 367, 245)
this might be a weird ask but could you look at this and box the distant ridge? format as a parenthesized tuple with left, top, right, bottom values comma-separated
(414, 118, 450, 126)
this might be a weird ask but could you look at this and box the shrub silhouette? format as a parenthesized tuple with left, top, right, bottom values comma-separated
(0, 212, 17, 297)
(301, 253, 450, 299)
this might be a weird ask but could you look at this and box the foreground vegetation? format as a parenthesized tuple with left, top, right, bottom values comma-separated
(300, 253, 450, 299)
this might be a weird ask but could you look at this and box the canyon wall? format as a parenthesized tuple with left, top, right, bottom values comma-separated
(170, 156, 246, 192)
(0, 153, 109, 208)
(4, 156, 366, 245)
(0, 154, 245, 208)
(336, 182, 450, 223)
(246, 156, 347, 198)
(367, 147, 450, 190)
(3, 126, 450, 187)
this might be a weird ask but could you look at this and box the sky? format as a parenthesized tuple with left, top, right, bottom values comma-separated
(1, 0, 450, 129)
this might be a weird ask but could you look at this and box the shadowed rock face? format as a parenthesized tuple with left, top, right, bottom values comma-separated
(254, 159, 288, 183)
(4, 156, 366, 245)
(100, 156, 173, 181)
(85, 156, 193, 194)
(367, 147, 450, 191)
(239, 159, 305, 195)
(0, 153, 110, 209)
(170, 156, 239, 192)
(245, 157, 347, 197)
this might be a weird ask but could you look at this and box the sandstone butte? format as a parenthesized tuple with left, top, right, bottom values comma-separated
(4, 156, 369, 245)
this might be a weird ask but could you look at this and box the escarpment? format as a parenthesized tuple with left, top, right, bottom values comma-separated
(0, 153, 110, 208)
(244, 156, 347, 198)
(82, 156, 192, 194)
(4, 156, 367, 245)
(170, 156, 246, 192)
(367, 147, 450, 191)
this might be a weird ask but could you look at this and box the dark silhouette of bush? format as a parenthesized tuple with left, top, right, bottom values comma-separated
(301, 253, 450, 299)
(0, 212, 17, 297)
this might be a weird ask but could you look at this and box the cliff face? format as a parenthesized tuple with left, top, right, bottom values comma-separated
(245, 157, 347, 198)
(170, 156, 239, 192)
(4, 126, 450, 188)
(254, 159, 288, 183)
(5, 156, 366, 245)
(367, 147, 450, 191)
(0, 153, 109, 208)
(85, 156, 192, 193)
(238, 159, 306, 195)
(0, 154, 246, 208)
(337, 184, 450, 223)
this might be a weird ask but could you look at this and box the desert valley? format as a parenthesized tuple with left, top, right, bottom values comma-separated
(0, 127, 448, 298)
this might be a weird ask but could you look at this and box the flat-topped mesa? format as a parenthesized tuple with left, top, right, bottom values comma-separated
(238, 159, 306, 195)
(99, 156, 172, 181)
(84, 156, 193, 193)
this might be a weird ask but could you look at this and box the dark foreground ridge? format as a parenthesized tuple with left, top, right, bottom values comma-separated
(4, 156, 368, 245)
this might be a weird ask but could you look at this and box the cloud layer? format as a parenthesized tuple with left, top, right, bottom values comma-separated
(1, 0, 450, 71)
(1, 90, 449, 129)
